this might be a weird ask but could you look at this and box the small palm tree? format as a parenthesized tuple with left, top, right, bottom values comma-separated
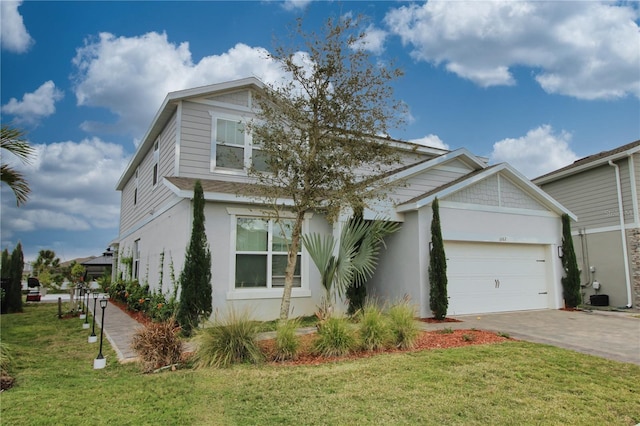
(302, 217, 399, 317)
(1, 125, 35, 206)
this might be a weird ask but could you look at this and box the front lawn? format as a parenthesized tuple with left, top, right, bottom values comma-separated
(1, 303, 639, 425)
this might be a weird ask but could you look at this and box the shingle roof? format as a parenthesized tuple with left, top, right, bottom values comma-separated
(534, 139, 640, 182)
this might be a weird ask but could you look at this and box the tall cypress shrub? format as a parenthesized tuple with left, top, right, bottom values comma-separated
(7, 244, 24, 313)
(429, 198, 448, 320)
(1, 249, 10, 314)
(177, 180, 212, 336)
(561, 214, 581, 308)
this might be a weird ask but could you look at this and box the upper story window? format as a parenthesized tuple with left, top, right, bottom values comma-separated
(152, 140, 159, 186)
(134, 168, 139, 206)
(210, 113, 270, 173)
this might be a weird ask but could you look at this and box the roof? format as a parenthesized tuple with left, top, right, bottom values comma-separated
(533, 139, 640, 184)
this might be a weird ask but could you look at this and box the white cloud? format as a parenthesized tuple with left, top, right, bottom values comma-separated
(1, 1, 33, 53)
(385, 1, 640, 99)
(410, 134, 449, 150)
(489, 125, 578, 178)
(72, 32, 290, 141)
(281, 0, 312, 11)
(1, 81, 64, 124)
(1, 137, 129, 233)
(352, 24, 388, 55)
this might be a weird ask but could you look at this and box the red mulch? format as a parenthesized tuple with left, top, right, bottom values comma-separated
(257, 329, 511, 367)
(109, 299, 152, 326)
(419, 317, 462, 323)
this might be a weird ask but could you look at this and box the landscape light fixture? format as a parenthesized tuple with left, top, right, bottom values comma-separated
(88, 291, 99, 343)
(83, 289, 90, 329)
(93, 297, 108, 369)
(77, 284, 85, 318)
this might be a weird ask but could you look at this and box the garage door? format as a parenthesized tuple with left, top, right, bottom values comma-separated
(445, 242, 551, 315)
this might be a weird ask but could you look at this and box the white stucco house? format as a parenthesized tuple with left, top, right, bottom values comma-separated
(113, 77, 574, 320)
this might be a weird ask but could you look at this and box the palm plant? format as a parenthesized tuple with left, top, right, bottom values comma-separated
(302, 217, 399, 317)
(1, 125, 35, 206)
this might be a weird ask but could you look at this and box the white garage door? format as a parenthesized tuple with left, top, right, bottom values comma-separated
(445, 242, 551, 315)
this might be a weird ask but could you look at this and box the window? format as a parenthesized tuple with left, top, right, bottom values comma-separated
(134, 168, 139, 206)
(235, 217, 301, 288)
(152, 140, 159, 186)
(210, 114, 270, 173)
(133, 239, 140, 280)
(214, 118, 246, 170)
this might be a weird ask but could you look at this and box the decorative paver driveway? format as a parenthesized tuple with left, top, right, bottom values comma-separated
(417, 309, 640, 365)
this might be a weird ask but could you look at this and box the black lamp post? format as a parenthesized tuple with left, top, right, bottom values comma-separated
(78, 285, 86, 319)
(88, 291, 99, 343)
(93, 297, 108, 369)
(83, 289, 90, 329)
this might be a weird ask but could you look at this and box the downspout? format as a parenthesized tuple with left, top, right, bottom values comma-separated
(608, 160, 633, 308)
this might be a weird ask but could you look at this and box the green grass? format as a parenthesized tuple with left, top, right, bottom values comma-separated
(2, 304, 640, 425)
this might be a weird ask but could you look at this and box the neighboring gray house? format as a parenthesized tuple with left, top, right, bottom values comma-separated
(533, 140, 640, 309)
(114, 77, 574, 321)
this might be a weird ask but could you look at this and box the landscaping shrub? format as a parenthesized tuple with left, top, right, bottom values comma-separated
(273, 319, 301, 361)
(147, 290, 178, 323)
(131, 318, 183, 373)
(125, 281, 149, 312)
(193, 309, 262, 368)
(358, 301, 391, 351)
(0, 342, 15, 390)
(313, 316, 357, 357)
(388, 301, 419, 349)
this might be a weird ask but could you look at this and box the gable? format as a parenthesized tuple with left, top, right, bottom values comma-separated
(444, 173, 547, 211)
(205, 89, 251, 108)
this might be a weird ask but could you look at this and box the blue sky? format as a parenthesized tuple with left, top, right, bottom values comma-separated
(1, 0, 639, 262)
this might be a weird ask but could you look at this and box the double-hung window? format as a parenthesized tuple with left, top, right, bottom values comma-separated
(152, 140, 159, 186)
(235, 217, 301, 288)
(212, 116, 246, 170)
(210, 114, 271, 173)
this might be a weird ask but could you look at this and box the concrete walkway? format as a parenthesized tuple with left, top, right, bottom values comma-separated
(42, 293, 143, 362)
(417, 309, 640, 365)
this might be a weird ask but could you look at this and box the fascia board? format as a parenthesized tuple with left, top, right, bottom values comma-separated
(500, 164, 577, 221)
(533, 145, 640, 185)
(162, 177, 294, 206)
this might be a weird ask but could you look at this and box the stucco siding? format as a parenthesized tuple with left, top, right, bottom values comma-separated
(573, 229, 631, 308)
(367, 211, 425, 314)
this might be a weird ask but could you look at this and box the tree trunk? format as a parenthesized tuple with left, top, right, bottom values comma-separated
(279, 211, 305, 320)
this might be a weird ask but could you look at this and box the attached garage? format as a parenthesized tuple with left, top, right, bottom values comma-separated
(367, 152, 574, 318)
(445, 242, 553, 315)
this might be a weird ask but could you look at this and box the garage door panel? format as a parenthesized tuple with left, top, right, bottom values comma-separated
(444, 242, 550, 315)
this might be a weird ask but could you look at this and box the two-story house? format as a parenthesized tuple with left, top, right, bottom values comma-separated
(534, 140, 640, 309)
(114, 77, 574, 321)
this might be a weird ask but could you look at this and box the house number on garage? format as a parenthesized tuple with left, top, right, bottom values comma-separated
(498, 237, 508, 242)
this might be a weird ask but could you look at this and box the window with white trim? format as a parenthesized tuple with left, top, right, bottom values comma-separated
(234, 217, 301, 288)
(210, 114, 271, 173)
(133, 239, 141, 280)
(152, 140, 159, 186)
(213, 117, 246, 170)
(134, 168, 139, 206)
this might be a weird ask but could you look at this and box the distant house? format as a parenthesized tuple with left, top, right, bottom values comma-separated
(533, 140, 640, 309)
(81, 248, 114, 281)
(113, 77, 574, 320)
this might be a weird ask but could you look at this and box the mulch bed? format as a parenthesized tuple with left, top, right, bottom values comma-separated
(258, 329, 511, 367)
(419, 317, 462, 323)
(108, 299, 152, 326)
